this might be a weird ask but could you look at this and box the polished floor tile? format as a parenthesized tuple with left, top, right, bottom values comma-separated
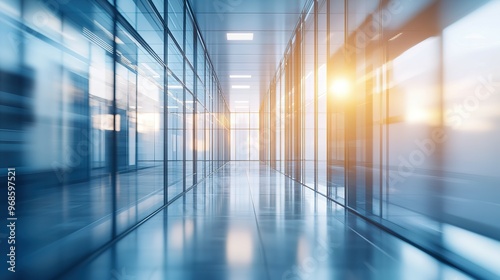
(64, 162, 472, 280)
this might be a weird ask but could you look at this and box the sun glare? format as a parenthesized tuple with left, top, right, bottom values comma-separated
(331, 78, 351, 98)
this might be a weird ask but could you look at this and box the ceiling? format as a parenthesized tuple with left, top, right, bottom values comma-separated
(188, 0, 308, 112)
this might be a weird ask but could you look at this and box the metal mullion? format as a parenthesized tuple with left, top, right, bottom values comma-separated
(314, 0, 319, 190)
(168, 71, 187, 89)
(300, 21, 305, 181)
(326, 0, 331, 198)
(184, 0, 229, 110)
(163, 1, 169, 205)
(343, 0, 349, 207)
(296, 16, 303, 181)
(111, 0, 118, 238)
(166, 29, 183, 52)
(94, 0, 162, 69)
(115, 10, 165, 67)
(193, 28, 198, 182)
(142, 0, 166, 29)
(248, 111, 251, 161)
(182, 0, 187, 192)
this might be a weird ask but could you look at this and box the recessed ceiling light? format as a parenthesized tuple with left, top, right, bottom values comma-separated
(232, 85, 250, 89)
(227, 33, 254, 41)
(235, 106, 249, 109)
(234, 100, 249, 104)
(230, 75, 252, 79)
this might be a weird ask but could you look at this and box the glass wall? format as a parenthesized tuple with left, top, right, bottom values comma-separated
(260, 0, 500, 278)
(0, 0, 229, 279)
(231, 112, 259, 160)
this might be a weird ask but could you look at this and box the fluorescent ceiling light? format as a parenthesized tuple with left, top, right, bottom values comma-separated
(235, 106, 249, 109)
(230, 75, 252, 79)
(232, 85, 250, 89)
(234, 100, 249, 104)
(168, 85, 183, 89)
(185, 101, 194, 103)
(227, 33, 254, 41)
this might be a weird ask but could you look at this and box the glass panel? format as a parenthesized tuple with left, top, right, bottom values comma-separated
(185, 92, 195, 187)
(442, 0, 500, 274)
(167, 0, 184, 50)
(167, 77, 184, 198)
(249, 130, 260, 161)
(303, 4, 315, 186)
(0, 0, 230, 277)
(115, 23, 165, 234)
(196, 105, 205, 180)
(185, 14, 194, 65)
(0, 2, 114, 277)
(168, 37, 183, 79)
(185, 63, 195, 93)
(117, 0, 164, 58)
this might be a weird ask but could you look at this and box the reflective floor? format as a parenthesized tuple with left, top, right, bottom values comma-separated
(64, 162, 471, 280)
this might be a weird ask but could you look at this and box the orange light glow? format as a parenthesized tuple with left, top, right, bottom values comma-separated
(331, 78, 351, 98)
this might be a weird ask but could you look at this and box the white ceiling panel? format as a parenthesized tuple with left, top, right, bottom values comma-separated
(188, 0, 307, 112)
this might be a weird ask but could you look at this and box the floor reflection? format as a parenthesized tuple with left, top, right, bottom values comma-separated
(64, 162, 471, 280)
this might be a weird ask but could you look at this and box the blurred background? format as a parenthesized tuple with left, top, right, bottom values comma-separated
(0, 0, 499, 279)
(0, 0, 229, 278)
(259, 0, 500, 278)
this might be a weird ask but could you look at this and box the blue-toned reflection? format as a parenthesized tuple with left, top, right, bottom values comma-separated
(63, 163, 472, 280)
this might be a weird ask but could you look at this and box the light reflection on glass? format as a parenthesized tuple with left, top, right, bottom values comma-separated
(0, 0, 230, 278)
(260, 1, 500, 278)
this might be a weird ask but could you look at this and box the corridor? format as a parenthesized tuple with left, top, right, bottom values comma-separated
(64, 163, 470, 280)
(2, 1, 500, 278)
